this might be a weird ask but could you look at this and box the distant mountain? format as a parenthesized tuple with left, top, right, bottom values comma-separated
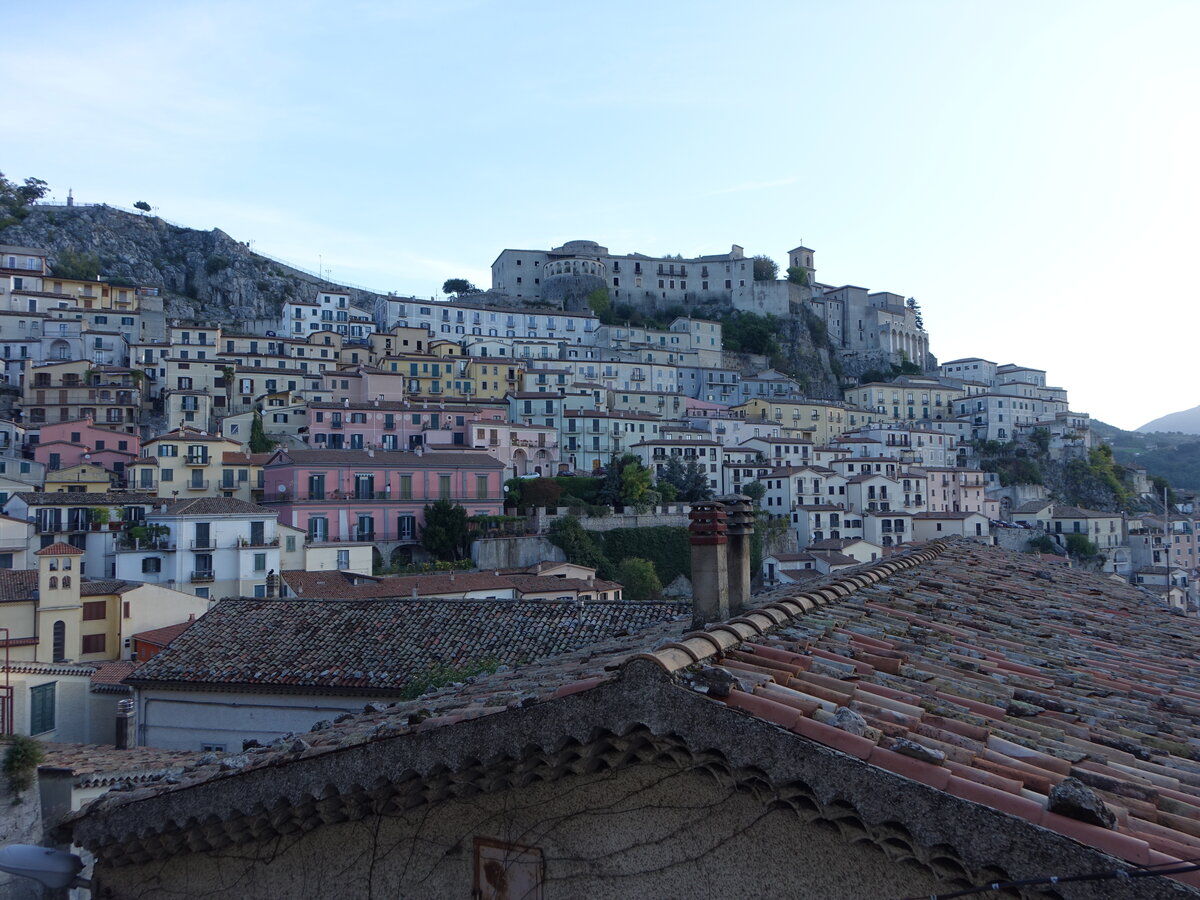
(1137, 405, 1200, 435)
(1093, 419, 1200, 492)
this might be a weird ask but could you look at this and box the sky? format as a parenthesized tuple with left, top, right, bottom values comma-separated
(5, 0, 1198, 430)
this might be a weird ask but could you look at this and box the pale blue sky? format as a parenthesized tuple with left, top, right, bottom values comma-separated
(6, 1, 1197, 429)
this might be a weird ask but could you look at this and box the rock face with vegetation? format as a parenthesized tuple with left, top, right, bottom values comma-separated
(0, 204, 388, 327)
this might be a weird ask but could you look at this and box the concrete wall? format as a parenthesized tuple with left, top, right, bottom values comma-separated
(471, 536, 565, 570)
(136, 688, 388, 751)
(94, 765, 941, 899)
(0, 768, 44, 900)
(529, 505, 692, 533)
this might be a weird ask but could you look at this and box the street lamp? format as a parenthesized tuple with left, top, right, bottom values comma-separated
(0, 844, 87, 890)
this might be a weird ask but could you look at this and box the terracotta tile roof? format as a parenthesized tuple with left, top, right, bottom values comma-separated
(78, 579, 140, 596)
(132, 619, 195, 648)
(155, 497, 275, 516)
(125, 598, 689, 691)
(38, 742, 201, 788)
(35, 541, 85, 556)
(281, 570, 620, 600)
(89, 660, 137, 692)
(220, 451, 273, 465)
(63, 542, 1200, 892)
(0, 570, 37, 603)
(273, 448, 506, 468)
(15, 491, 156, 506)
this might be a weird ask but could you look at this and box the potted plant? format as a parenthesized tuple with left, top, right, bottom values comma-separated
(110, 507, 125, 531)
(90, 507, 110, 531)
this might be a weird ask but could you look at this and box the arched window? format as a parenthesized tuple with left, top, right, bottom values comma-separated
(48, 576, 58, 590)
(52, 621, 66, 662)
(62, 576, 71, 588)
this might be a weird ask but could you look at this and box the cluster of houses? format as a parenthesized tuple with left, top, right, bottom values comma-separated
(0, 235, 1190, 759)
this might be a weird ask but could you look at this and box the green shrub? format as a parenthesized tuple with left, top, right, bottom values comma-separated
(3, 735, 44, 796)
(616, 558, 663, 602)
(1025, 534, 1057, 554)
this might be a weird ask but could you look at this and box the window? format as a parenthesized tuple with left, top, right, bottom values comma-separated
(439, 475, 452, 499)
(52, 622, 66, 662)
(337, 549, 350, 569)
(82, 600, 106, 621)
(30, 683, 56, 734)
(141, 557, 161, 574)
(254, 552, 267, 572)
(476, 474, 489, 499)
(285, 535, 297, 553)
(81, 633, 106, 654)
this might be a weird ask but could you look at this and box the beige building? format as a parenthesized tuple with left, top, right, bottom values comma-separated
(128, 428, 244, 497)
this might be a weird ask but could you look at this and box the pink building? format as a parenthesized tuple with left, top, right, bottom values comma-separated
(307, 401, 509, 451)
(33, 417, 141, 483)
(464, 421, 559, 477)
(263, 447, 506, 545)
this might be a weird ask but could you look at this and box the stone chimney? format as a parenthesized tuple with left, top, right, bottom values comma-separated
(688, 501, 729, 629)
(115, 698, 135, 750)
(720, 495, 755, 616)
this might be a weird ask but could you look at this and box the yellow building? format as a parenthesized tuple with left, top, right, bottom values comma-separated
(45, 463, 113, 493)
(128, 427, 244, 497)
(844, 380, 965, 422)
(733, 399, 881, 446)
(368, 326, 431, 362)
(23, 361, 142, 433)
(41, 276, 140, 312)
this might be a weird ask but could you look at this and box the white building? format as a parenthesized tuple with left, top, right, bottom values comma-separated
(282, 289, 377, 341)
(114, 497, 282, 601)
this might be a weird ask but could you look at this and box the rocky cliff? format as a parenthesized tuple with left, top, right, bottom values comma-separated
(0, 204, 390, 327)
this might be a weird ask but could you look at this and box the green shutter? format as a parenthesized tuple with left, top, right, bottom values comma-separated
(30, 682, 55, 735)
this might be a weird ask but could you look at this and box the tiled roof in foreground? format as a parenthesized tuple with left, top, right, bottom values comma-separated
(125, 598, 689, 691)
(64, 543, 1200, 892)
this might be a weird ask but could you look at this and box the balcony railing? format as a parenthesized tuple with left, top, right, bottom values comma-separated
(238, 537, 280, 548)
(190, 570, 215, 583)
(185, 455, 209, 466)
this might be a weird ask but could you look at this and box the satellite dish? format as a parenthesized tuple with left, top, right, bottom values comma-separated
(277, 484, 286, 493)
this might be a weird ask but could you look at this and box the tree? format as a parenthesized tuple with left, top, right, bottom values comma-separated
(742, 480, 766, 507)
(620, 458, 654, 506)
(421, 498, 470, 561)
(442, 278, 479, 295)
(680, 460, 713, 502)
(616, 557, 662, 602)
(786, 265, 810, 286)
(547, 515, 609, 573)
(586, 288, 614, 324)
(249, 412, 276, 453)
(657, 455, 687, 494)
(521, 477, 562, 508)
(752, 255, 779, 281)
(1065, 533, 1100, 559)
(906, 297, 925, 330)
(1026, 534, 1057, 554)
(134, 201, 151, 212)
(51, 248, 101, 280)
(0, 171, 49, 227)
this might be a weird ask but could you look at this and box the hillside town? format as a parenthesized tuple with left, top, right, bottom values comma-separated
(2, 231, 1200, 897)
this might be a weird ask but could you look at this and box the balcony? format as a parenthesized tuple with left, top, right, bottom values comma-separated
(238, 536, 280, 548)
(185, 454, 209, 466)
(330, 421, 343, 429)
(190, 539, 214, 549)
(190, 570, 215, 583)
(185, 480, 210, 491)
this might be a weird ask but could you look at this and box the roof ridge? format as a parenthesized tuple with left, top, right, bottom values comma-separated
(632, 540, 951, 674)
